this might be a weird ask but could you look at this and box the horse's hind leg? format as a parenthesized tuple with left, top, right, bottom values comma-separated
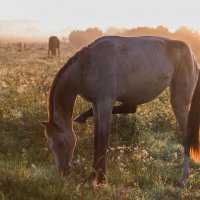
(91, 99, 113, 184)
(170, 76, 197, 186)
(48, 49, 50, 58)
(74, 108, 93, 123)
(170, 95, 190, 186)
(74, 103, 137, 123)
(112, 103, 137, 114)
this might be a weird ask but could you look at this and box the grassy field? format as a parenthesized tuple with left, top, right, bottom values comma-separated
(0, 44, 200, 200)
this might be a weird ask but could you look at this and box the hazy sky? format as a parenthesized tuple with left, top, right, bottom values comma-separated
(0, 0, 200, 35)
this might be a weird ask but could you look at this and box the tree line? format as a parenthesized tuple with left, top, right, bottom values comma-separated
(68, 26, 200, 62)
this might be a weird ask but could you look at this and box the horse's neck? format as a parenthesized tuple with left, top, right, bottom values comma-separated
(50, 88, 77, 131)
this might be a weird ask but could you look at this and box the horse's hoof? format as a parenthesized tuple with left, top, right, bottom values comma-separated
(90, 176, 107, 189)
(97, 171, 107, 184)
(81, 170, 107, 188)
(177, 180, 187, 188)
(92, 179, 107, 189)
(82, 171, 96, 185)
(74, 115, 86, 124)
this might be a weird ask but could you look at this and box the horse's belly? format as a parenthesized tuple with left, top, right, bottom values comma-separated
(116, 73, 171, 104)
(117, 88, 165, 104)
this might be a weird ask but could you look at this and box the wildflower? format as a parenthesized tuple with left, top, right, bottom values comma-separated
(19, 118, 25, 126)
(2, 82, 7, 88)
(118, 186, 128, 197)
(31, 164, 37, 169)
(17, 84, 27, 94)
(74, 155, 81, 164)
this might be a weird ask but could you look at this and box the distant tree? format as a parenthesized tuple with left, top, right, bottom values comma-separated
(175, 26, 193, 36)
(105, 27, 126, 35)
(156, 25, 169, 33)
(68, 28, 103, 49)
(68, 25, 200, 62)
(123, 26, 171, 37)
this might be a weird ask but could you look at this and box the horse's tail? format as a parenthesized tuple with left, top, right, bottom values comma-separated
(188, 68, 200, 162)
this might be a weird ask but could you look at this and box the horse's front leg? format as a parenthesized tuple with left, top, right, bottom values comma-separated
(89, 100, 113, 185)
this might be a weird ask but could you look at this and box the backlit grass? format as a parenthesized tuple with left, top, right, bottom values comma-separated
(0, 45, 200, 200)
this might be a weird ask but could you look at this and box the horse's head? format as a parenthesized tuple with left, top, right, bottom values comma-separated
(39, 121, 76, 176)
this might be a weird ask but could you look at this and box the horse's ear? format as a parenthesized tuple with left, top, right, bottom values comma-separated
(38, 120, 49, 127)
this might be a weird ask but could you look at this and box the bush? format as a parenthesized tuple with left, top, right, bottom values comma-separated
(68, 27, 103, 49)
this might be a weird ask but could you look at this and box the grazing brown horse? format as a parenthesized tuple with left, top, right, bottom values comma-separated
(48, 36, 60, 58)
(40, 36, 200, 187)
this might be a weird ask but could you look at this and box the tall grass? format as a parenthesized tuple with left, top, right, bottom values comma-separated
(0, 45, 200, 200)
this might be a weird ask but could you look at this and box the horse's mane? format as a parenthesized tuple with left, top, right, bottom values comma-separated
(47, 37, 111, 123)
(48, 47, 87, 123)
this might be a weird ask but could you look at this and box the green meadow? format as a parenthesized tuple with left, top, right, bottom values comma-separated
(0, 43, 200, 200)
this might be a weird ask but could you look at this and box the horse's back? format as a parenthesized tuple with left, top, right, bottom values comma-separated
(74, 36, 196, 104)
(49, 36, 59, 49)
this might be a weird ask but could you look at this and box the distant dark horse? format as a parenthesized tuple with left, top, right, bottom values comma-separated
(48, 36, 60, 58)
(40, 36, 200, 187)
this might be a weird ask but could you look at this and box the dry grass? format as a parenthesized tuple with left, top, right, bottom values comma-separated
(0, 44, 200, 200)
